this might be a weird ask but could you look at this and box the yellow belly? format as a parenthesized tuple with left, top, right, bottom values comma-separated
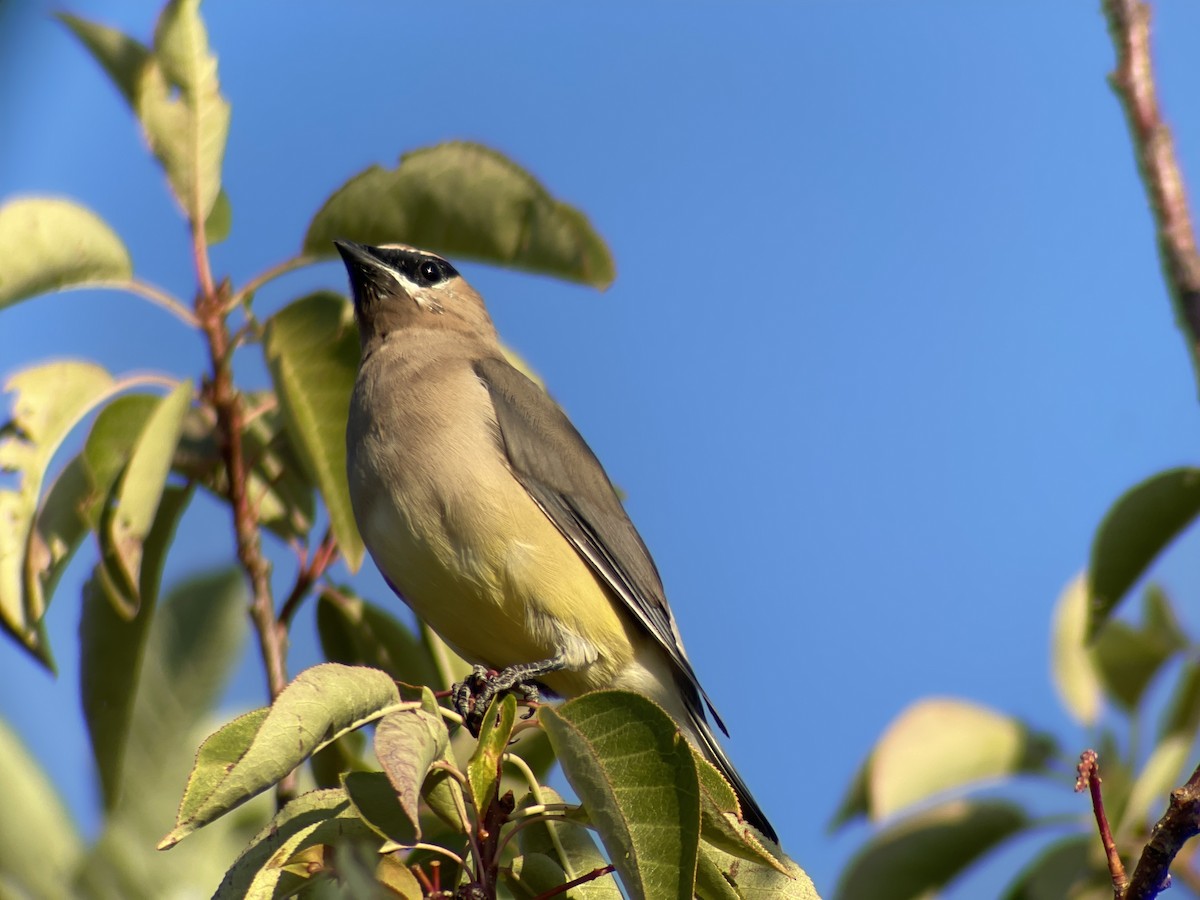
(357, 468, 637, 698)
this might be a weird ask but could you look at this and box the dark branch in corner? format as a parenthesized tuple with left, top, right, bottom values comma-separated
(1103, 0, 1200, 378)
(1102, 2, 1200, 894)
(1124, 762, 1200, 899)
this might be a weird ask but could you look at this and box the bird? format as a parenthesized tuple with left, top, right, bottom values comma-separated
(336, 239, 777, 844)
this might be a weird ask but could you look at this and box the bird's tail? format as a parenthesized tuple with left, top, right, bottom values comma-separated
(681, 690, 778, 845)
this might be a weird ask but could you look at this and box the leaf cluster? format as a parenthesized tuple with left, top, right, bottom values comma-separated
(831, 468, 1200, 897)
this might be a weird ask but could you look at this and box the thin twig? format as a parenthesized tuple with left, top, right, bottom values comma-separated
(227, 254, 318, 312)
(63, 279, 198, 326)
(1077, 750, 1128, 896)
(1103, 0, 1200, 385)
(529, 865, 617, 899)
(278, 527, 339, 627)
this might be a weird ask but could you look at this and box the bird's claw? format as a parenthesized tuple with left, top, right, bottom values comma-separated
(452, 665, 542, 735)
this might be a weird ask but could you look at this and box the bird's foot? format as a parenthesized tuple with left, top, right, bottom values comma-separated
(452, 657, 565, 736)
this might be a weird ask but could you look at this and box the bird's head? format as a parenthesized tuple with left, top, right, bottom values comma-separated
(334, 240, 497, 349)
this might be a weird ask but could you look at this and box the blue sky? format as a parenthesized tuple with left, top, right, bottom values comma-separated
(5, 2, 1200, 895)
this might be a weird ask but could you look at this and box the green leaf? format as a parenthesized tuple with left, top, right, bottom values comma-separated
(1091, 621, 1179, 711)
(0, 718, 83, 900)
(162, 664, 403, 848)
(373, 706, 450, 840)
(316, 588, 438, 687)
(1159, 659, 1200, 740)
(1050, 574, 1104, 725)
(697, 842, 818, 900)
(513, 787, 621, 899)
(175, 397, 316, 542)
(23, 457, 90, 630)
(867, 698, 1055, 820)
(115, 567, 247, 824)
(205, 187, 233, 244)
(57, 12, 150, 105)
(692, 751, 786, 875)
(1119, 734, 1193, 836)
(304, 141, 615, 289)
(342, 770, 420, 846)
(211, 789, 372, 900)
(0, 197, 133, 309)
(78, 566, 255, 898)
(828, 756, 870, 831)
(263, 291, 363, 569)
(135, 0, 230, 224)
(1088, 467, 1200, 638)
(1000, 836, 1105, 900)
(468, 694, 517, 814)
(834, 800, 1029, 900)
(81, 393, 160, 529)
(105, 379, 191, 606)
(80, 485, 193, 808)
(540, 691, 701, 900)
(0, 360, 116, 661)
(375, 854, 423, 899)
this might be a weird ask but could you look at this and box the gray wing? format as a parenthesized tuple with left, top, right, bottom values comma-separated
(472, 356, 726, 734)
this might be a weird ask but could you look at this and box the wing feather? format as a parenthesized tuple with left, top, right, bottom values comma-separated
(472, 356, 726, 733)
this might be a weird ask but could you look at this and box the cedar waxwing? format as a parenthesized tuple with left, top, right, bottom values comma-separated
(337, 240, 777, 843)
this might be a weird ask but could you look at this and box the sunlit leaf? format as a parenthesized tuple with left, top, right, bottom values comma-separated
(541, 691, 701, 900)
(23, 457, 90, 630)
(263, 291, 363, 569)
(81, 393, 160, 529)
(0, 198, 132, 309)
(304, 141, 615, 289)
(0, 360, 116, 661)
(1088, 467, 1200, 638)
(698, 842, 818, 900)
(211, 789, 372, 900)
(834, 800, 1029, 900)
(161, 664, 403, 848)
(828, 756, 870, 831)
(136, 0, 230, 224)
(205, 187, 232, 244)
(692, 751, 785, 874)
(1050, 574, 1104, 726)
(0, 719, 82, 900)
(468, 694, 517, 814)
(57, 12, 151, 104)
(868, 698, 1055, 820)
(105, 379, 191, 605)
(1119, 734, 1192, 836)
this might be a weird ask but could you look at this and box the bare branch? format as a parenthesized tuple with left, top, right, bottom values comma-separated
(1103, 0, 1200, 387)
(1076, 750, 1128, 897)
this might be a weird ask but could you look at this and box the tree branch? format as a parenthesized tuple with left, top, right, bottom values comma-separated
(1125, 762, 1200, 899)
(1101, 1, 1200, 891)
(195, 264, 295, 805)
(1103, 0, 1200, 386)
